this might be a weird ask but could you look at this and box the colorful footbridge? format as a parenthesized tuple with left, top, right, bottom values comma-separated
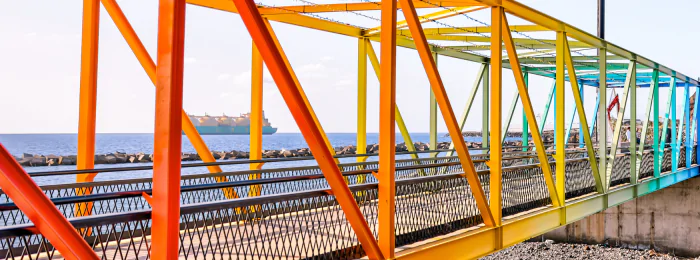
(0, 0, 699, 259)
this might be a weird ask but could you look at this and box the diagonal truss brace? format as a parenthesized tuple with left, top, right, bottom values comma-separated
(563, 39, 603, 193)
(605, 61, 636, 191)
(502, 12, 562, 207)
(448, 64, 486, 157)
(399, 0, 496, 226)
(231, 0, 383, 258)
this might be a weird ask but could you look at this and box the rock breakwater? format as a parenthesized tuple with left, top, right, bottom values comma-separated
(15, 141, 526, 167)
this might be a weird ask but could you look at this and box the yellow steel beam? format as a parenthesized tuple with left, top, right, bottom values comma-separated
(249, 43, 263, 198)
(101, 0, 238, 199)
(263, 19, 339, 162)
(606, 61, 636, 190)
(365, 5, 487, 36)
(399, 0, 496, 227)
(563, 39, 604, 193)
(488, 0, 699, 86)
(379, 0, 397, 256)
(258, 1, 478, 14)
(501, 11, 561, 207)
(403, 24, 548, 35)
(412, 34, 589, 48)
(357, 38, 368, 163)
(555, 31, 566, 211)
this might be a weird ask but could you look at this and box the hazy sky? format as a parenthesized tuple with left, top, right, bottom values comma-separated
(1, 0, 698, 134)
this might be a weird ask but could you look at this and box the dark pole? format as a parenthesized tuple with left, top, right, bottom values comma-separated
(597, 0, 605, 39)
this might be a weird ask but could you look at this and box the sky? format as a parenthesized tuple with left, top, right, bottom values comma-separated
(1, 0, 699, 134)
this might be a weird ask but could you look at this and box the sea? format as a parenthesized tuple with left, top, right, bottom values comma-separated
(0, 133, 515, 185)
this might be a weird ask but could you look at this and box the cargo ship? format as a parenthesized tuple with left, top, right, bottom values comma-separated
(188, 112, 277, 135)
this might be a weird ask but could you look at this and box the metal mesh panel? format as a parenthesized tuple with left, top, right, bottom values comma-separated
(610, 154, 631, 187)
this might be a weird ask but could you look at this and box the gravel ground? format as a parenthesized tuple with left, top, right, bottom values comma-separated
(480, 241, 697, 260)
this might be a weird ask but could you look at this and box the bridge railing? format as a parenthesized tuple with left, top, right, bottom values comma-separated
(0, 153, 618, 259)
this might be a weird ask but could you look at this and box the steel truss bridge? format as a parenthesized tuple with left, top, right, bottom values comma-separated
(0, 0, 698, 259)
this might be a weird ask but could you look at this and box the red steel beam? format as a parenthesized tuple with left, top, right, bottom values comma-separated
(230, 0, 383, 258)
(398, 0, 495, 227)
(150, 0, 186, 258)
(0, 144, 98, 259)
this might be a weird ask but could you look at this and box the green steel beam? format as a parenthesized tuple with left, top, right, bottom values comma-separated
(659, 78, 676, 164)
(652, 70, 660, 177)
(448, 64, 486, 157)
(606, 61, 636, 190)
(630, 66, 638, 185)
(598, 49, 608, 191)
(430, 52, 439, 157)
(501, 92, 520, 144)
(522, 72, 529, 151)
(673, 82, 688, 172)
(482, 66, 490, 147)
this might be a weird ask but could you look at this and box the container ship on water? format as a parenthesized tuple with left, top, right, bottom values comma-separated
(188, 112, 278, 135)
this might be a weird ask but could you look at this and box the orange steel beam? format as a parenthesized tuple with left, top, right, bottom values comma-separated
(262, 19, 339, 164)
(75, 0, 100, 218)
(399, 0, 495, 227)
(100, 0, 238, 199)
(0, 144, 98, 259)
(500, 11, 561, 207)
(379, 0, 397, 257)
(489, 6, 503, 230)
(230, 0, 383, 258)
(150, 0, 186, 258)
(249, 43, 263, 198)
(257, 1, 479, 15)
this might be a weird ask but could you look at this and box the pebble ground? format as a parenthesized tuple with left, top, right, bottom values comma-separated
(480, 241, 697, 260)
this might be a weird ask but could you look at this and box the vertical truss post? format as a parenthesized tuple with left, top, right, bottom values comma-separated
(671, 78, 678, 172)
(502, 13, 561, 206)
(448, 64, 486, 157)
(249, 43, 263, 198)
(522, 72, 529, 151)
(580, 81, 585, 148)
(100, 0, 238, 198)
(357, 38, 368, 163)
(379, 0, 397, 257)
(490, 6, 504, 230)
(598, 48, 608, 191)
(150, 0, 186, 257)
(76, 0, 101, 218)
(563, 40, 603, 193)
(606, 61, 636, 189)
(555, 31, 566, 208)
(629, 64, 637, 185)
(685, 83, 692, 167)
(430, 52, 439, 157)
(231, 0, 383, 257)
(692, 89, 699, 165)
(652, 70, 660, 177)
(696, 83, 700, 165)
(0, 145, 98, 259)
(483, 66, 490, 147)
(399, 0, 495, 227)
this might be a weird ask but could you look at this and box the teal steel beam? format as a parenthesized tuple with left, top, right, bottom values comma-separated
(685, 83, 692, 167)
(590, 92, 600, 139)
(660, 78, 676, 164)
(522, 72, 529, 151)
(691, 89, 699, 164)
(638, 69, 658, 178)
(673, 81, 688, 172)
(671, 76, 678, 172)
(447, 64, 486, 157)
(579, 80, 585, 148)
(501, 92, 520, 144)
(652, 70, 660, 177)
(696, 82, 700, 165)
(564, 82, 584, 147)
(539, 81, 556, 136)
